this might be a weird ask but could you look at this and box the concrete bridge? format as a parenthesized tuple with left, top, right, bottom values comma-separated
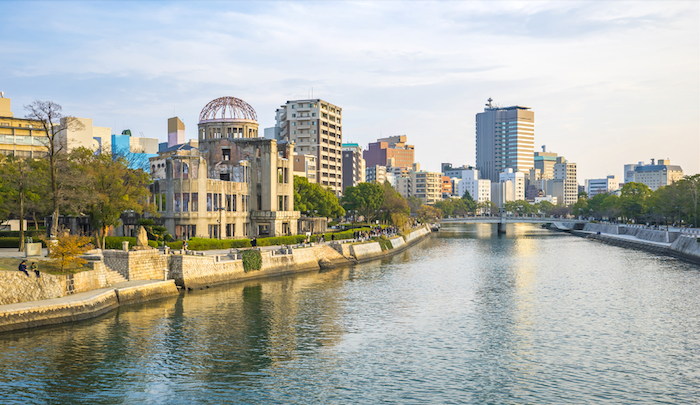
(439, 216, 590, 233)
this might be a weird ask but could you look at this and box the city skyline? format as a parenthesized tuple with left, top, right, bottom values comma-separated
(1, 1, 697, 182)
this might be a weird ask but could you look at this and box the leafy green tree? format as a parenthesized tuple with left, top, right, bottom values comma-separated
(600, 195, 621, 220)
(407, 196, 423, 214)
(417, 205, 441, 223)
(71, 148, 153, 249)
(294, 176, 345, 218)
(679, 174, 700, 227)
(462, 189, 474, 202)
(342, 182, 384, 221)
(578, 191, 589, 199)
(534, 200, 555, 216)
(619, 182, 652, 221)
(477, 201, 497, 216)
(504, 200, 533, 216)
(379, 181, 410, 226)
(587, 193, 608, 217)
(571, 197, 589, 217)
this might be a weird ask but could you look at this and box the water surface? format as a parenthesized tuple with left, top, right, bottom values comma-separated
(1, 224, 698, 404)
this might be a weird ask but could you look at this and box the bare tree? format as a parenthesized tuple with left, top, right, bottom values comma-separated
(24, 101, 85, 237)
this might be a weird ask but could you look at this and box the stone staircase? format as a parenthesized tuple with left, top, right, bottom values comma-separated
(105, 269, 128, 286)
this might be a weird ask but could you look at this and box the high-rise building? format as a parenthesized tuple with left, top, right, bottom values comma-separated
(363, 135, 415, 169)
(585, 175, 619, 197)
(632, 159, 683, 191)
(493, 168, 526, 206)
(275, 99, 343, 195)
(476, 99, 534, 183)
(396, 171, 443, 204)
(341, 143, 365, 191)
(623, 163, 639, 185)
(553, 157, 578, 205)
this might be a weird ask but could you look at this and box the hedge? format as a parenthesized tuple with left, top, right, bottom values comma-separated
(0, 237, 48, 248)
(104, 236, 158, 249)
(0, 230, 46, 238)
(374, 237, 394, 251)
(166, 237, 252, 251)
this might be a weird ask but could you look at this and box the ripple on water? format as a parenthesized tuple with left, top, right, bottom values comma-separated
(1, 223, 699, 404)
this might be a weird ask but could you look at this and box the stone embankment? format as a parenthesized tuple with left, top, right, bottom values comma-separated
(0, 280, 177, 333)
(173, 225, 432, 290)
(0, 225, 433, 332)
(572, 223, 700, 265)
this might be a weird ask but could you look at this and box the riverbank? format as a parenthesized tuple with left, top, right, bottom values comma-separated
(0, 225, 433, 332)
(0, 280, 177, 333)
(556, 223, 700, 265)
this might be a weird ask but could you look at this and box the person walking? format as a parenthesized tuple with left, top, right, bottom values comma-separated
(18, 260, 29, 277)
(251, 237, 257, 247)
(183, 240, 188, 252)
(30, 262, 40, 278)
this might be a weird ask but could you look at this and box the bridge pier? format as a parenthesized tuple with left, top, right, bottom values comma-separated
(498, 216, 506, 234)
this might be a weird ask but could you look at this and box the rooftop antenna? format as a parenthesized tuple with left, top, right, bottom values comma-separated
(0, 91, 4, 98)
(486, 97, 493, 108)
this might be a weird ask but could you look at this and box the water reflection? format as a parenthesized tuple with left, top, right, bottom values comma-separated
(1, 224, 699, 404)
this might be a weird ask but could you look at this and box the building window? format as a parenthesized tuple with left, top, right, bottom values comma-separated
(258, 224, 269, 235)
(223, 149, 230, 161)
(278, 195, 284, 211)
(183, 193, 189, 212)
(192, 193, 198, 211)
(257, 194, 262, 211)
(207, 193, 212, 211)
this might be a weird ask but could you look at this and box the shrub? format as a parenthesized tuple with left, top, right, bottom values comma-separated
(0, 230, 46, 239)
(166, 238, 252, 251)
(0, 237, 20, 248)
(257, 236, 300, 246)
(374, 237, 394, 251)
(49, 234, 93, 272)
(242, 249, 262, 272)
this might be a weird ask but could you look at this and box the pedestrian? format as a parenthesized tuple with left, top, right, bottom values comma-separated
(331, 233, 335, 241)
(18, 260, 29, 277)
(251, 237, 257, 247)
(31, 262, 40, 278)
(183, 240, 188, 251)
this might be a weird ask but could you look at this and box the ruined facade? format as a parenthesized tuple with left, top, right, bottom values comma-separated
(151, 97, 300, 240)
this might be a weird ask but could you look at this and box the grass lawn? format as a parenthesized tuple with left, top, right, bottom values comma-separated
(0, 257, 87, 275)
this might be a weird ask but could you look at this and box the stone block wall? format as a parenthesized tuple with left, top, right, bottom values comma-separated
(0, 271, 64, 305)
(103, 249, 168, 281)
(404, 225, 430, 243)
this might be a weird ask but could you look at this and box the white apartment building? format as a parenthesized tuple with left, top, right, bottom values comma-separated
(293, 154, 317, 183)
(275, 99, 343, 195)
(493, 168, 525, 207)
(453, 168, 491, 203)
(585, 175, 619, 197)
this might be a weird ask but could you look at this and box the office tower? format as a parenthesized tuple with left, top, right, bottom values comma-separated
(534, 145, 558, 179)
(363, 135, 415, 169)
(494, 168, 526, 206)
(476, 98, 534, 183)
(0, 95, 50, 158)
(275, 99, 343, 195)
(342, 143, 365, 191)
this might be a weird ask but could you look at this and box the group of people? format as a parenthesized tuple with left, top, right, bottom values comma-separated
(18, 260, 40, 278)
(352, 226, 398, 242)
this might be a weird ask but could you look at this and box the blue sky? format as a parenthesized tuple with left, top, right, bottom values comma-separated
(1, 1, 698, 181)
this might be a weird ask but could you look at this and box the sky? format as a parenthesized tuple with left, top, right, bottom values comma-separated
(1, 0, 698, 182)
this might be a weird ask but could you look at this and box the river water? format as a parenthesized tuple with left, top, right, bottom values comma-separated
(1, 223, 699, 404)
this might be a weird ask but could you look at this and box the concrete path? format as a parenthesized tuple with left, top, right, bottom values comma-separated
(0, 279, 171, 313)
(577, 231, 673, 247)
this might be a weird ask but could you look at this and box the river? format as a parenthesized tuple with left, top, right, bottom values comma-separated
(1, 223, 699, 404)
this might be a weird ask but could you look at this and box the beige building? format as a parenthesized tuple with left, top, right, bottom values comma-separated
(0, 96, 49, 158)
(534, 146, 558, 179)
(366, 165, 388, 184)
(56, 117, 110, 152)
(151, 96, 299, 240)
(396, 170, 442, 204)
(293, 154, 317, 183)
(632, 159, 683, 191)
(275, 99, 343, 195)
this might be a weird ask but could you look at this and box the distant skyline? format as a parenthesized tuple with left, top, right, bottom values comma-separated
(1, 1, 698, 182)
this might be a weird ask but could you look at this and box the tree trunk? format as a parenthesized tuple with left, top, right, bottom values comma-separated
(19, 188, 25, 253)
(50, 152, 59, 238)
(32, 211, 38, 230)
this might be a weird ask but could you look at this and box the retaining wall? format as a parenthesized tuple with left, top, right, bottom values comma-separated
(390, 236, 406, 249)
(0, 267, 109, 306)
(350, 242, 383, 260)
(114, 281, 179, 306)
(103, 249, 168, 281)
(0, 289, 119, 333)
